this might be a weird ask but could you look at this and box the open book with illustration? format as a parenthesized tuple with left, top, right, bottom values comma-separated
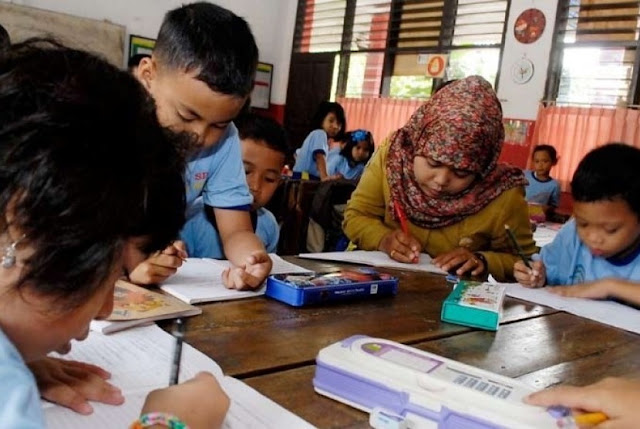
(90, 280, 201, 334)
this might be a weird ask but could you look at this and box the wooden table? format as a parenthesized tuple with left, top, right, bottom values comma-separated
(162, 257, 640, 428)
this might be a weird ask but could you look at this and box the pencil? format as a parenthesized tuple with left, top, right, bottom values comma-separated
(504, 224, 532, 269)
(169, 318, 185, 386)
(557, 412, 608, 428)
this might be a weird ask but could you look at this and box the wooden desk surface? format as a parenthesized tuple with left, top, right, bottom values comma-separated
(161, 257, 640, 428)
(167, 258, 554, 377)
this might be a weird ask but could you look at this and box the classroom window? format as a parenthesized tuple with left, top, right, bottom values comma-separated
(293, 0, 509, 100)
(547, 0, 640, 106)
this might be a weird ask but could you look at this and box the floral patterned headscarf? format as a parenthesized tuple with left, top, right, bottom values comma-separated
(386, 76, 526, 229)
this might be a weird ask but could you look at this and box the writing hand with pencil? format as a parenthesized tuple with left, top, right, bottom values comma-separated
(128, 240, 188, 285)
(525, 377, 640, 428)
(505, 223, 545, 288)
(379, 202, 421, 263)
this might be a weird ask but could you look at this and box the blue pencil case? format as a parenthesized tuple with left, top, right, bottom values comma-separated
(265, 267, 398, 307)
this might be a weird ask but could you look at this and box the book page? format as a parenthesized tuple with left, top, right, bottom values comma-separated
(44, 325, 314, 428)
(269, 254, 314, 274)
(299, 250, 447, 274)
(503, 282, 640, 334)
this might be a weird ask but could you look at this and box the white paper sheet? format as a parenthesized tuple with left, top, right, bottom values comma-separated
(532, 224, 561, 248)
(160, 254, 312, 304)
(504, 282, 640, 334)
(44, 325, 315, 429)
(298, 250, 447, 275)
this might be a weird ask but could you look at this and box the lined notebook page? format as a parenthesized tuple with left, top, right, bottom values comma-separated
(299, 250, 447, 275)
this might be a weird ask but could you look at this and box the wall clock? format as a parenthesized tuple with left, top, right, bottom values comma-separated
(511, 57, 534, 84)
(514, 8, 546, 44)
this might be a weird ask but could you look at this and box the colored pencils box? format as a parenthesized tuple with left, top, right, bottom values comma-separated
(441, 281, 506, 331)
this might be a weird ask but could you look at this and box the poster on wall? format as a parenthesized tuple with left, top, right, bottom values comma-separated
(424, 54, 449, 78)
(129, 34, 155, 57)
(251, 62, 273, 110)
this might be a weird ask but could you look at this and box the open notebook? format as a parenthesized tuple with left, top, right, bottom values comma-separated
(160, 254, 313, 304)
(44, 325, 314, 428)
(299, 250, 447, 275)
(90, 280, 201, 334)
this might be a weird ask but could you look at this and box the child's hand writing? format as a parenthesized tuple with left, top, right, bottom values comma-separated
(128, 241, 187, 285)
(525, 377, 640, 429)
(222, 250, 272, 290)
(142, 372, 230, 429)
(433, 247, 485, 276)
(513, 260, 546, 288)
(379, 229, 421, 263)
(28, 357, 124, 415)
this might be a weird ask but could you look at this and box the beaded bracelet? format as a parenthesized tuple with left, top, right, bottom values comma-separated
(130, 412, 190, 429)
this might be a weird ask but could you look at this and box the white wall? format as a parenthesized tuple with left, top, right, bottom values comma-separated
(0, 0, 297, 105)
(497, 0, 559, 120)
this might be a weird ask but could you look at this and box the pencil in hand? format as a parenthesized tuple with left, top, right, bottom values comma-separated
(504, 224, 532, 269)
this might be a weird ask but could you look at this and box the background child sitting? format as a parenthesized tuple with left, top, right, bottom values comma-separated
(524, 144, 561, 222)
(293, 101, 346, 181)
(181, 114, 287, 257)
(327, 129, 374, 181)
(515, 143, 640, 307)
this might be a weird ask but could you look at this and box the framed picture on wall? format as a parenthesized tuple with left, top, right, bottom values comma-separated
(251, 62, 273, 110)
(129, 34, 155, 58)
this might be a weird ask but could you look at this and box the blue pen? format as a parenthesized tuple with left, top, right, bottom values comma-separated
(169, 318, 185, 385)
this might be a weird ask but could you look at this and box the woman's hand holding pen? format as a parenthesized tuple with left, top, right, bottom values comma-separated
(514, 259, 546, 288)
(142, 372, 230, 429)
(128, 241, 187, 285)
(379, 229, 421, 263)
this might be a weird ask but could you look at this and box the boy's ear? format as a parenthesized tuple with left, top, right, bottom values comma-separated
(553, 156, 560, 165)
(134, 56, 156, 90)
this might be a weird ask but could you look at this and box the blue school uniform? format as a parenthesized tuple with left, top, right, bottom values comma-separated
(0, 327, 44, 428)
(541, 219, 640, 285)
(524, 170, 560, 207)
(327, 151, 365, 180)
(293, 129, 329, 180)
(185, 122, 252, 215)
(181, 202, 279, 258)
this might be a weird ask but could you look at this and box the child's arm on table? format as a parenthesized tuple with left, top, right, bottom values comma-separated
(547, 278, 640, 306)
(525, 377, 640, 429)
(216, 208, 272, 290)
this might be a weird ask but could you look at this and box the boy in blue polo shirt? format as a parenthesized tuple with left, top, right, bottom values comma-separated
(130, 2, 272, 289)
(515, 143, 640, 307)
(182, 114, 287, 257)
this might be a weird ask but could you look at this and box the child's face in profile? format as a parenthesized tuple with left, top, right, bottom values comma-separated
(532, 150, 555, 178)
(574, 198, 640, 258)
(322, 112, 342, 138)
(352, 140, 371, 163)
(413, 156, 476, 198)
(3, 239, 149, 361)
(241, 138, 285, 210)
(136, 58, 246, 149)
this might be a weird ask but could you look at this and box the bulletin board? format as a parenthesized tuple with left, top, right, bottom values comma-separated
(0, 2, 125, 66)
(251, 62, 273, 109)
(129, 35, 155, 57)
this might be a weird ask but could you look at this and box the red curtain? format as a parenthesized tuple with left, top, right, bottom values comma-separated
(337, 97, 423, 145)
(533, 105, 640, 191)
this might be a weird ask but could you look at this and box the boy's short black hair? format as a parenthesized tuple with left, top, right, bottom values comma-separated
(128, 53, 150, 71)
(0, 39, 185, 307)
(236, 113, 288, 162)
(571, 143, 640, 217)
(154, 2, 258, 97)
(340, 129, 374, 165)
(532, 144, 558, 163)
(311, 101, 347, 141)
(0, 24, 10, 53)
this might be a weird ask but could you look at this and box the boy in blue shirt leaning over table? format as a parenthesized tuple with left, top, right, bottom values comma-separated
(181, 114, 287, 257)
(514, 143, 640, 307)
(130, 2, 272, 290)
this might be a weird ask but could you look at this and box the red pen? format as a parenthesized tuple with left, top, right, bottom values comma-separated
(393, 201, 409, 235)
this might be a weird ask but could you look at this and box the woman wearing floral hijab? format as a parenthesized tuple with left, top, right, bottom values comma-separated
(343, 76, 535, 281)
